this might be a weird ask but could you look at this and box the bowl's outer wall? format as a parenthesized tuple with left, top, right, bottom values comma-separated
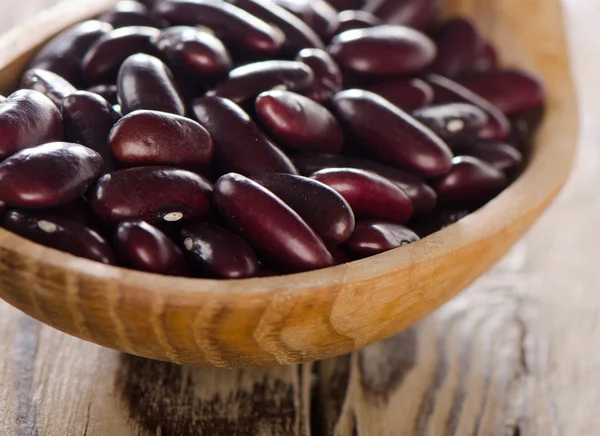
(0, 0, 578, 367)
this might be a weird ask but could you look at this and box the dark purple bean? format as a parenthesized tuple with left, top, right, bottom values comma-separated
(328, 25, 435, 76)
(456, 70, 545, 116)
(109, 110, 213, 167)
(0, 143, 102, 208)
(365, 78, 433, 111)
(83, 26, 161, 83)
(427, 73, 511, 140)
(153, 0, 284, 56)
(117, 54, 185, 115)
(28, 20, 113, 85)
(292, 153, 437, 216)
(363, 0, 439, 30)
(192, 96, 297, 176)
(0, 201, 7, 216)
(255, 90, 344, 153)
(181, 222, 259, 278)
(252, 173, 355, 244)
(86, 84, 119, 105)
(229, 0, 324, 54)
(411, 103, 488, 145)
(471, 42, 497, 73)
(0, 90, 63, 160)
(208, 61, 314, 104)
(90, 166, 213, 223)
(334, 10, 382, 34)
(409, 208, 470, 238)
(295, 48, 342, 103)
(2, 210, 115, 264)
(153, 26, 232, 82)
(311, 168, 413, 223)
(432, 156, 507, 208)
(332, 89, 453, 177)
(273, 0, 339, 39)
(429, 18, 483, 76)
(115, 220, 190, 276)
(20, 69, 77, 107)
(452, 141, 523, 173)
(99, 1, 167, 29)
(61, 91, 120, 173)
(342, 220, 419, 259)
(50, 197, 92, 226)
(213, 173, 333, 273)
(327, 243, 349, 265)
(507, 118, 530, 151)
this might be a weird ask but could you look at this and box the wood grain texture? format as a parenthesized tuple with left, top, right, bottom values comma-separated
(0, 0, 578, 368)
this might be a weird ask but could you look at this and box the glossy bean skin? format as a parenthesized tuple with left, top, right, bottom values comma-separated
(181, 222, 259, 278)
(0, 90, 63, 160)
(153, 26, 232, 82)
(153, 0, 284, 56)
(87, 84, 119, 105)
(255, 90, 344, 153)
(429, 18, 483, 76)
(292, 153, 437, 216)
(83, 26, 161, 83)
(0, 142, 103, 208)
(117, 54, 185, 115)
(456, 70, 545, 116)
(213, 173, 333, 273)
(273, 0, 339, 39)
(99, 1, 167, 29)
(311, 168, 413, 223)
(252, 173, 355, 244)
(192, 96, 297, 176)
(208, 61, 314, 104)
(20, 69, 77, 107)
(427, 73, 511, 140)
(90, 166, 213, 223)
(28, 20, 113, 85)
(342, 220, 419, 259)
(295, 48, 343, 103)
(432, 156, 508, 208)
(328, 25, 436, 76)
(62, 91, 120, 173)
(409, 208, 469, 238)
(2, 210, 115, 264)
(471, 42, 497, 73)
(412, 103, 488, 145)
(109, 110, 214, 167)
(115, 221, 190, 276)
(334, 10, 382, 34)
(452, 141, 523, 173)
(363, 0, 439, 30)
(332, 89, 453, 177)
(366, 78, 433, 111)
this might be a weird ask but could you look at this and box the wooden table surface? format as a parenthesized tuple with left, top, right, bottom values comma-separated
(0, 1, 595, 435)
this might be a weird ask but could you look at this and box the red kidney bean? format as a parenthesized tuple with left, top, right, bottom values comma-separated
(62, 91, 120, 173)
(273, 0, 339, 39)
(292, 153, 437, 216)
(50, 197, 92, 226)
(115, 220, 190, 276)
(471, 42, 497, 73)
(0, 142, 103, 208)
(181, 222, 259, 278)
(365, 78, 433, 111)
(456, 70, 545, 116)
(28, 20, 113, 85)
(153, 0, 284, 56)
(332, 89, 453, 177)
(117, 54, 185, 115)
(311, 168, 413, 223)
(427, 73, 511, 140)
(192, 96, 297, 175)
(429, 18, 483, 76)
(208, 61, 314, 104)
(327, 243, 349, 265)
(0, 201, 7, 216)
(20, 69, 77, 107)
(412, 103, 488, 145)
(328, 25, 436, 76)
(87, 84, 119, 105)
(507, 118, 530, 151)
(90, 166, 213, 223)
(334, 10, 382, 34)
(342, 220, 419, 259)
(295, 48, 343, 103)
(99, 1, 167, 29)
(83, 26, 161, 83)
(409, 208, 469, 238)
(213, 173, 333, 273)
(432, 156, 507, 208)
(153, 26, 232, 82)
(109, 110, 213, 167)
(252, 173, 355, 244)
(2, 210, 115, 264)
(328, 0, 366, 10)
(452, 141, 523, 173)
(229, 0, 324, 54)
(255, 90, 344, 153)
(363, 0, 439, 30)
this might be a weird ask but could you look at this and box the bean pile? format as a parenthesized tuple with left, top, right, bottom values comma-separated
(0, 0, 545, 278)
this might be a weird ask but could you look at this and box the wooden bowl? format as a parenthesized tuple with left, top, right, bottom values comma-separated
(0, 0, 577, 368)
